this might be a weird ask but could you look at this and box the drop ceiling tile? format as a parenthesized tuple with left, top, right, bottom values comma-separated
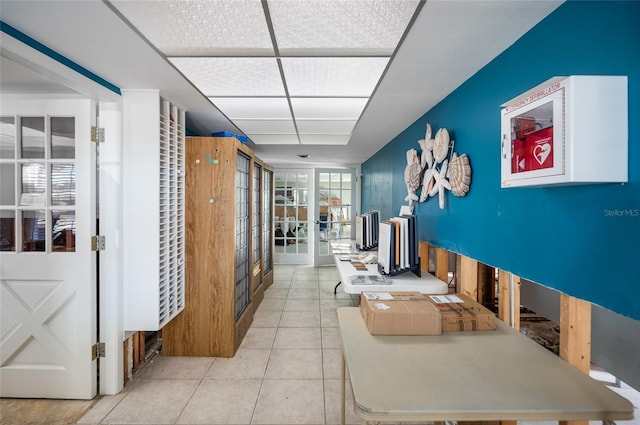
(249, 134, 300, 144)
(209, 97, 292, 119)
(234, 120, 296, 134)
(171, 57, 285, 96)
(291, 98, 368, 119)
(281, 57, 389, 96)
(111, 0, 273, 56)
(299, 134, 351, 145)
(296, 120, 356, 134)
(268, 0, 421, 56)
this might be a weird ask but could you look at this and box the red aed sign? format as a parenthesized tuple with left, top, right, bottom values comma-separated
(511, 126, 554, 173)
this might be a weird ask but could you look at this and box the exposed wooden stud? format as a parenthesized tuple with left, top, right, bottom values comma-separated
(419, 241, 430, 273)
(560, 294, 591, 373)
(559, 293, 591, 425)
(435, 247, 449, 283)
(498, 270, 520, 330)
(459, 255, 479, 300)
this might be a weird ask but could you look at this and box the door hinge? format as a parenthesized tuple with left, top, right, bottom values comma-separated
(91, 235, 105, 251)
(92, 342, 105, 360)
(91, 126, 105, 143)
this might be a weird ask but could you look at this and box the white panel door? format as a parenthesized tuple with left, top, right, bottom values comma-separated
(0, 98, 97, 399)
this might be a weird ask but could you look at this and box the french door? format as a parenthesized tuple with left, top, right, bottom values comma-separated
(314, 169, 355, 266)
(0, 97, 98, 399)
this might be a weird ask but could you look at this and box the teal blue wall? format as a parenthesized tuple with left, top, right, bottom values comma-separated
(362, 1, 640, 320)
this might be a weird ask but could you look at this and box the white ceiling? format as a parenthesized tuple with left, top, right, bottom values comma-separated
(0, 0, 563, 168)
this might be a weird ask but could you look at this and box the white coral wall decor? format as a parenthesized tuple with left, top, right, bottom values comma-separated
(404, 148, 422, 206)
(414, 123, 472, 209)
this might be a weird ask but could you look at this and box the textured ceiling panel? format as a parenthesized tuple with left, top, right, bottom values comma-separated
(296, 120, 356, 134)
(249, 134, 300, 144)
(268, 0, 420, 55)
(290, 97, 368, 119)
(282, 57, 389, 96)
(112, 0, 273, 56)
(209, 97, 292, 119)
(234, 119, 296, 134)
(170, 57, 285, 96)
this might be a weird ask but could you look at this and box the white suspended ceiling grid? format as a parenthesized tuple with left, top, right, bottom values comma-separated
(110, 0, 422, 146)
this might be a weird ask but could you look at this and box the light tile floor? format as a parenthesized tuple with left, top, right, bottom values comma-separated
(78, 264, 367, 425)
(2, 264, 639, 425)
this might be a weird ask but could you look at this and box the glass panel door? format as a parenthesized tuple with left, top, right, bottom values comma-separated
(314, 169, 355, 266)
(274, 170, 312, 265)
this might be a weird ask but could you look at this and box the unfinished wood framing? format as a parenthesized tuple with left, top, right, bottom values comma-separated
(559, 294, 592, 425)
(497, 270, 520, 330)
(435, 247, 449, 283)
(419, 241, 430, 273)
(477, 263, 496, 307)
(458, 255, 479, 300)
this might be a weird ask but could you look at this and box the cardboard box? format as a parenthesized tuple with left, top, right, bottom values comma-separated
(359, 291, 442, 335)
(426, 294, 496, 332)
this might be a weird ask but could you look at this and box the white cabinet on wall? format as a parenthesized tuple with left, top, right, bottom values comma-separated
(122, 89, 185, 331)
(500, 76, 628, 188)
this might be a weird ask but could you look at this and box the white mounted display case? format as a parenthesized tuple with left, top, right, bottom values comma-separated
(500, 75, 628, 188)
(122, 90, 185, 331)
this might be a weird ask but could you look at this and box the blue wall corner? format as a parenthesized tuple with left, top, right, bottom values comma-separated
(362, 1, 640, 320)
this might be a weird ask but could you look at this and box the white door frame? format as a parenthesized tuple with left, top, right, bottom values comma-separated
(1, 32, 125, 396)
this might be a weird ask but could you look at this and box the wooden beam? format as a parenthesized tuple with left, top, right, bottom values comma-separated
(419, 241, 430, 273)
(497, 270, 520, 330)
(459, 255, 479, 301)
(435, 247, 449, 283)
(559, 294, 591, 425)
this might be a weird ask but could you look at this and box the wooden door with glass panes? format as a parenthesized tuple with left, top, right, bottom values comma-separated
(0, 98, 97, 399)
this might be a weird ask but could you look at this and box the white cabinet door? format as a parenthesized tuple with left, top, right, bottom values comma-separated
(0, 98, 97, 399)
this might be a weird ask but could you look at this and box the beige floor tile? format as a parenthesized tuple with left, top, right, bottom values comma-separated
(102, 379, 198, 424)
(269, 280, 291, 289)
(279, 310, 321, 327)
(263, 288, 289, 299)
(138, 356, 213, 379)
(288, 288, 320, 299)
(252, 310, 282, 328)
(319, 283, 351, 300)
(322, 349, 343, 379)
(320, 298, 354, 311)
(206, 349, 270, 380)
(177, 379, 261, 424)
(264, 349, 323, 379)
(256, 298, 286, 311)
(289, 280, 319, 289)
(321, 310, 339, 327)
(239, 327, 277, 350)
(322, 327, 342, 349)
(284, 299, 320, 312)
(323, 379, 361, 425)
(273, 327, 321, 349)
(251, 379, 325, 424)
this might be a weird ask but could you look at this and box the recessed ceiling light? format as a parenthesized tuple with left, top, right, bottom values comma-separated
(297, 154, 310, 158)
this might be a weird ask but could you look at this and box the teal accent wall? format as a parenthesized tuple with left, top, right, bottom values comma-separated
(362, 1, 640, 320)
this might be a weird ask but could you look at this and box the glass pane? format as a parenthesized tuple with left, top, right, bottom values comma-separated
(22, 210, 46, 252)
(341, 173, 351, 185)
(51, 117, 75, 159)
(0, 164, 15, 205)
(0, 116, 16, 159)
(341, 189, 352, 205)
(21, 163, 46, 206)
(296, 173, 308, 188)
(319, 172, 330, 190)
(52, 210, 76, 252)
(51, 163, 76, 206)
(21, 117, 45, 159)
(0, 210, 16, 251)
